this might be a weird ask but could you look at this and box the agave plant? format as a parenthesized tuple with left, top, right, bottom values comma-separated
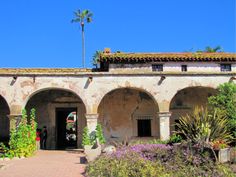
(175, 107, 232, 145)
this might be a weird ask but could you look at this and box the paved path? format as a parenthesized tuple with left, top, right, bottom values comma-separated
(0, 150, 86, 177)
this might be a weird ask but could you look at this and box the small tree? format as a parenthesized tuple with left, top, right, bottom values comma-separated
(208, 82, 236, 139)
(95, 124, 106, 144)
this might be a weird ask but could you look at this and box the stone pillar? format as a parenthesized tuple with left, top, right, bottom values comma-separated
(85, 114, 98, 133)
(8, 114, 22, 130)
(158, 112, 171, 141)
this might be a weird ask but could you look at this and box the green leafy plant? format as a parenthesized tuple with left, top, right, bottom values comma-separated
(95, 124, 106, 144)
(1, 108, 37, 158)
(169, 134, 182, 144)
(208, 82, 236, 140)
(175, 107, 232, 145)
(82, 124, 106, 147)
(82, 127, 92, 146)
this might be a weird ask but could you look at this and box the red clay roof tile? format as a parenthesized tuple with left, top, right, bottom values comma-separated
(100, 52, 236, 63)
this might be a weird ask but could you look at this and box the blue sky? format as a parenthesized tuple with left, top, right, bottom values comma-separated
(0, 0, 235, 68)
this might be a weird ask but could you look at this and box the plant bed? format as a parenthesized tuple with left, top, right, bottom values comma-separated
(86, 144, 235, 177)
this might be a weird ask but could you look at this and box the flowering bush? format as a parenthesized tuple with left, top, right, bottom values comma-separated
(1, 109, 37, 158)
(86, 144, 235, 177)
(210, 140, 229, 150)
(129, 139, 168, 145)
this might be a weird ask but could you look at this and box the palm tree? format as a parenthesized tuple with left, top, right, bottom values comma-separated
(204, 46, 222, 52)
(92, 50, 102, 68)
(72, 9, 93, 68)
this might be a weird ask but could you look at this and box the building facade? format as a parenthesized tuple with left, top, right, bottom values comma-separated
(0, 50, 235, 149)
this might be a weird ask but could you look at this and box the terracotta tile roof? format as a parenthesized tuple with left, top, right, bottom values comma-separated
(99, 52, 236, 63)
(0, 68, 91, 75)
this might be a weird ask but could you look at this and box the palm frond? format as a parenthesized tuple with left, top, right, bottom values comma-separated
(87, 17, 92, 23)
(214, 46, 221, 52)
(72, 9, 93, 24)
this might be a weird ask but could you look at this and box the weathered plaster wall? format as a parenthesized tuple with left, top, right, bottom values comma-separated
(0, 74, 233, 115)
(98, 89, 159, 141)
(169, 87, 218, 132)
(109, 63, 236, 73)
(0, 96, 10, 141)
(25, 90, 86, 149)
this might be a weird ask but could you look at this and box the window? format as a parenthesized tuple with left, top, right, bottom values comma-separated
(137, 119, 151, 137)
(181, 65, 187, 72)
(220, 64, 231, 72)
(152, 64, 163, 72)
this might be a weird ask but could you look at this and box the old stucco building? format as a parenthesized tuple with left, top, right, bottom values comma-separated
(0, 50, 235, 149)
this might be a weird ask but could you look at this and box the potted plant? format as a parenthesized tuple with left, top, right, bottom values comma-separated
(211, 140, 230, 163)
(82, 125, 106, 162)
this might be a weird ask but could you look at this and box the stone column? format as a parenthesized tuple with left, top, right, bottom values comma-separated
(85, 114, 98, 133)
(8, 114, 22, 130)
(158, 112, 171, 141)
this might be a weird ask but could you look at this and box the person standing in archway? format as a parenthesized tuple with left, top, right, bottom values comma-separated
(42, 126, 48, 150)
(36, 128, 41, 150)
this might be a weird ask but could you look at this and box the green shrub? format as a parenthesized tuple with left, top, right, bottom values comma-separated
(1, 108, 37, 158)
(82, 124, 106, 147)
(95, 124, 106, 144)
(208, 82, 236, 140)
(169, 134, 182, 144)
(82, 127, 92, 146)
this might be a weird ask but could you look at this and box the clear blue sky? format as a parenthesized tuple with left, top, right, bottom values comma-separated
(0, 0, 235, 68)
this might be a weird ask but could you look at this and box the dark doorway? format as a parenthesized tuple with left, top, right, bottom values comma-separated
(56, 108, 77, 149)
(137, 119, 151, 137)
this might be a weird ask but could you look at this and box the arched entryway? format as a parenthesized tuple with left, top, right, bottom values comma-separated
(0, 95, 10, 143)
(98, 88, 159, 142)
(25, 89, 86, 149)
(170, 86, 217, 133)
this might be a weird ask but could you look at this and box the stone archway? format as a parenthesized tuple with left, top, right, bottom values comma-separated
(25, 89, 86, 149)
(169, 86, 217, 133)
(98, 88, 159, 142)
(0, 95, 10, 142)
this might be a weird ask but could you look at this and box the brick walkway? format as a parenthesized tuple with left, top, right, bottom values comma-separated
(0, 150, 86, 177)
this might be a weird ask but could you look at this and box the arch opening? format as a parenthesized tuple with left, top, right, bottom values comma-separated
(25, 89, 86, 149)
(98, 88, 159, 142)
(169, 86, 217, 133)
(0, 95, 10, 143)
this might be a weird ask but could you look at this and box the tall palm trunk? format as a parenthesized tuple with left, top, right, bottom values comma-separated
(81, 23, 85, 68)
